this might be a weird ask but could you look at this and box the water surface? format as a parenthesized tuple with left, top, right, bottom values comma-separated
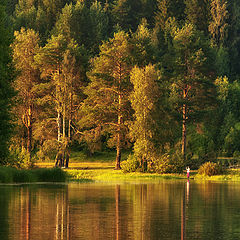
(0, 180, 240, 240)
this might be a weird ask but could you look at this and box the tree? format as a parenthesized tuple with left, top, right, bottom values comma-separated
(13, 0, 71, 43)
(12, 28, 40, 157)
(169, 23, 216, 161)
(83, 31, 132, 169)
(185, 0, 210, 34)
(35, 34, 80, 145)
(130, 18, 156, 67)
(111, 0, 142, 32)
(227, 0, 240, 78)
(129, 64, 160, 167)
(208, 0, 228, 47)
(0, 1, 14, 163)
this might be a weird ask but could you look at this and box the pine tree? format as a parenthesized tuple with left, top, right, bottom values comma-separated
(130, 18, 156, 67)
(83, 31, 132, 169)
(169, 23, 216, 161)
(185, 0, 210, 34)
(111, 0, 142, 32)
(0, 1, 14, 163)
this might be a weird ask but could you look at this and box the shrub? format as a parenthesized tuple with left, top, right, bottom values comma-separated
(36, 140, 59, 162)
(8, 147, 34, 169)
(33, 168, 66, 182)
(12, 169, 36, 183)
(198, 161, 225, 176)
(0, 167, 14, 183)
(121, 154, 140, 173)
(150, 151, 185, 174)
(149, 154, 173, 174)
(0, 167, 66, 183)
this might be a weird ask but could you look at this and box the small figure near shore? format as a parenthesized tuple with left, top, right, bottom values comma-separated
(186, 166, 190, 179)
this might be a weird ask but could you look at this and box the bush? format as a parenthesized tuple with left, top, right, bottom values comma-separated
(0, 167, 66, 183)
(8, 147, 34, 169)
(198, 161, 225, 176)
(33, 168, 66, 182)
(0, 167, 14, 183)
(149, 154, 172, 174)
(36, 140, 59, 162)
(121, 154, 140, 173)
(149, 151, 185, 174)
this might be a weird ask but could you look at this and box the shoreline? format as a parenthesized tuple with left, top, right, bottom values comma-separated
(1, 164, 240, 183)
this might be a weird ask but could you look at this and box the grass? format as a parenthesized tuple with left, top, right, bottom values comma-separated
(66, 169, 186, 182)
(194, 169, 240, 181)
(3, 150, 240, 183)
(0, 166, 66, 183)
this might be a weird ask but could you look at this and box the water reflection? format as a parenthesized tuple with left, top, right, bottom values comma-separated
(1, 181, 240, 239)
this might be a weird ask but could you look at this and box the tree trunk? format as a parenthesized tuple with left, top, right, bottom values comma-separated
(57, 110, 61, 142)
(182, 88, 187, 161)
(63, 103, 66, 140)
(68, 119, 71, 139)
(115, 131, 121, 170)
(115, 92, 123, 170)
(182, 104, 186, 161)
(27, 125, 32, 155)
(27, 106, 32, 160)
(68, 93, 72, 140)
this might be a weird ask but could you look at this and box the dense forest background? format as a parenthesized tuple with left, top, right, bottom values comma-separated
(1, 0, 240, 171)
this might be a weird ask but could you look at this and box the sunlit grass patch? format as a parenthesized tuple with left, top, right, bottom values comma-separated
(194, 169, 240, 181)
(66, 169, 186, 182)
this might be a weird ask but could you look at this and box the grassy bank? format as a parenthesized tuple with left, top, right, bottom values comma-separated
(2, 160, 240, 184)
(66, 169, 187, 182)
(0, 167, 66, 183)
(66, 168, 240, 182)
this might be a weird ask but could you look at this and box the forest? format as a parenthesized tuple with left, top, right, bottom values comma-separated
(0, 0, 240, 173)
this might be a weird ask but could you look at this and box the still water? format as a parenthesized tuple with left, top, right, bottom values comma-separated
(0, 180, 240, 240)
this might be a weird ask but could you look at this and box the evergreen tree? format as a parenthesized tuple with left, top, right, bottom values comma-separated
(130, 18, 156, 67)
(111, 0, 142, 32)
(83, 31, 132, 169)
(0, 1, 14, 163)
(169, 23, 216, 161)
(185, 0, 210, 34)
(227, 0, 240, 78)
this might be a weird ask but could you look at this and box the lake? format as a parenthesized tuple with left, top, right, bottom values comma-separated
(0, 180, 240, 240)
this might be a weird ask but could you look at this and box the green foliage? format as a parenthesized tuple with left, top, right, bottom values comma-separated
(198, 161, 225, 176)
(33, 168, 66, 182)
(130, 64, 160, 161)
(208, 0, 228, 47)
(8, 147, 34, 169)
(82, 30, 133, 167)
(0, 166, 66, 183)
(36, 140, 59, 161)
(6, 0, 240, 167)
(149, 151, 185, 174)
(121, 154, 140, 173)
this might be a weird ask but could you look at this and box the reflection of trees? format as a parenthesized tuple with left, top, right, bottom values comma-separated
(115, 185, 120, 240)
(0, 187, 10, 240)
(4, 182, 240, 239)
(7, 184, 68, 240)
